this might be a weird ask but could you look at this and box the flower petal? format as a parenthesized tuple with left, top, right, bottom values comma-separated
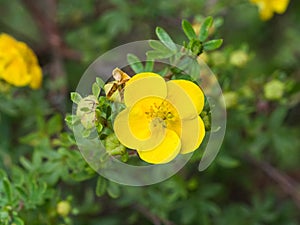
(271, 0, 289, 14)
(166, 80, 198, 120)
(180, 116, 205, 154)
(171, 80, 205, 114)
(137, 129, 181, 164)
(128, 96, 162, 139)
(29, 65, 42, 89)
(114, 108, 166, 150)
(259, 6, 274, 20)
(124, 72, 167, 107)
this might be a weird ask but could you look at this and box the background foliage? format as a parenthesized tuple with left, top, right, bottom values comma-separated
(0, 0, 300, 224)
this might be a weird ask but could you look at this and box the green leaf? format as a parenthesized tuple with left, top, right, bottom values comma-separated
(20, 156, 32, 171)
(65, 114, 80, 127)
(82, 129, 91, 138)
(3, 178, 13, 203)
(155, 27, 177, 52)
(107, 182, 120, 199)
(96, 176, 107, 197)
(127, 54, 144, 73)
(149, 40, 168, 51)
(70, 92, 82, 104)
(148, 40, 175, 60)
(157, 67, 169, 77)
(269, 107, 287, 129)
(19, 132, 40, 146)
(96, 77, 105, 88)
(199, 16, 213, 42)
(47, 114, 62, 135)
(92, 82, 101, 98)
(16, 186, 28, 201)
(0, 169, 6, 180)
(96, 123, 103, 133)
(121, 151, 129, 162)
(80, 107, 90, 112)
(105, 133, 126, 155)
(189, 59, 201, 80)
(203, 39, 223, 51)
(217, 155, 240, 168)
(182, 19, 197, 40)
(146, 50, 174, 60)
(12, 217, 24, 225)
(144, 60, 154, 72)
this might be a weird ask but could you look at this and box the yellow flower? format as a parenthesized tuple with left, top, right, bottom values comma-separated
(0, 33, 42, 89)
(113, 72, 205, 164)
(250, 0, 290, 20)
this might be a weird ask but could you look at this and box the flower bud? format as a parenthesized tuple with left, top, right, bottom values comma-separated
(264, 79, 284, 100)
(76, 95, 98, 129)
(105, 133, 126, 155)
(223, 92, 238, 108)
(210, 51, 226, 66)
(56, 201, 71, 217)
(104, 83, 121, 102)
(230, 50, 248, 67)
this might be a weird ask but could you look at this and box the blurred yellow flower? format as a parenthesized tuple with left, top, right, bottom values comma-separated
(264, 79, 285, 100)
(250, 0, 290, 20)
(230, 50, 249, 67)
(113, 72, 205, 164)
(210, 51, 226, 66)
(0, 33, 42, 89)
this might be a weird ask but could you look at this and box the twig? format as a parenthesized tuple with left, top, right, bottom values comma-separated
(133, 204, 177, 225)
(21, 0, 68, 111)
(245, 154, 300, 209)
(21, 0, 61, 49)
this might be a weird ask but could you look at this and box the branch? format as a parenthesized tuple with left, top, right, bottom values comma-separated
(21, 0, 61, 49)
(245, 154, 300, 209)
(20, 0, 69, 111)
(21, 0, 82, 61)
(133, 204, 177, 225)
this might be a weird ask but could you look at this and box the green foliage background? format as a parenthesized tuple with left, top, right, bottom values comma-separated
(0, 0, 300, 224)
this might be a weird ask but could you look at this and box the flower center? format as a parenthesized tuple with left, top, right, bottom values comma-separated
(128, 96, 181, 140)
(143, 98, 180, 133)
(145, 101, 176, 122)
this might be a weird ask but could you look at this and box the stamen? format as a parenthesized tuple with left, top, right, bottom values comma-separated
(144, 100, 175, 122)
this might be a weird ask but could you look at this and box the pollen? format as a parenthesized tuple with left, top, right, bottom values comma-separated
(145, 100, 177, 122)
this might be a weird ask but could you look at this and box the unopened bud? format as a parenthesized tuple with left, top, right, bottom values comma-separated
(264, 79, 284, 100)
(230, 50, 248, 67)
(57, 201, 71, 217)
(223, 92, 238, 108)
(76, 95, 98, 129)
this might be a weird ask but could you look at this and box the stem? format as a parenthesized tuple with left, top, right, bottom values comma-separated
(245, 154, 300, 209)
